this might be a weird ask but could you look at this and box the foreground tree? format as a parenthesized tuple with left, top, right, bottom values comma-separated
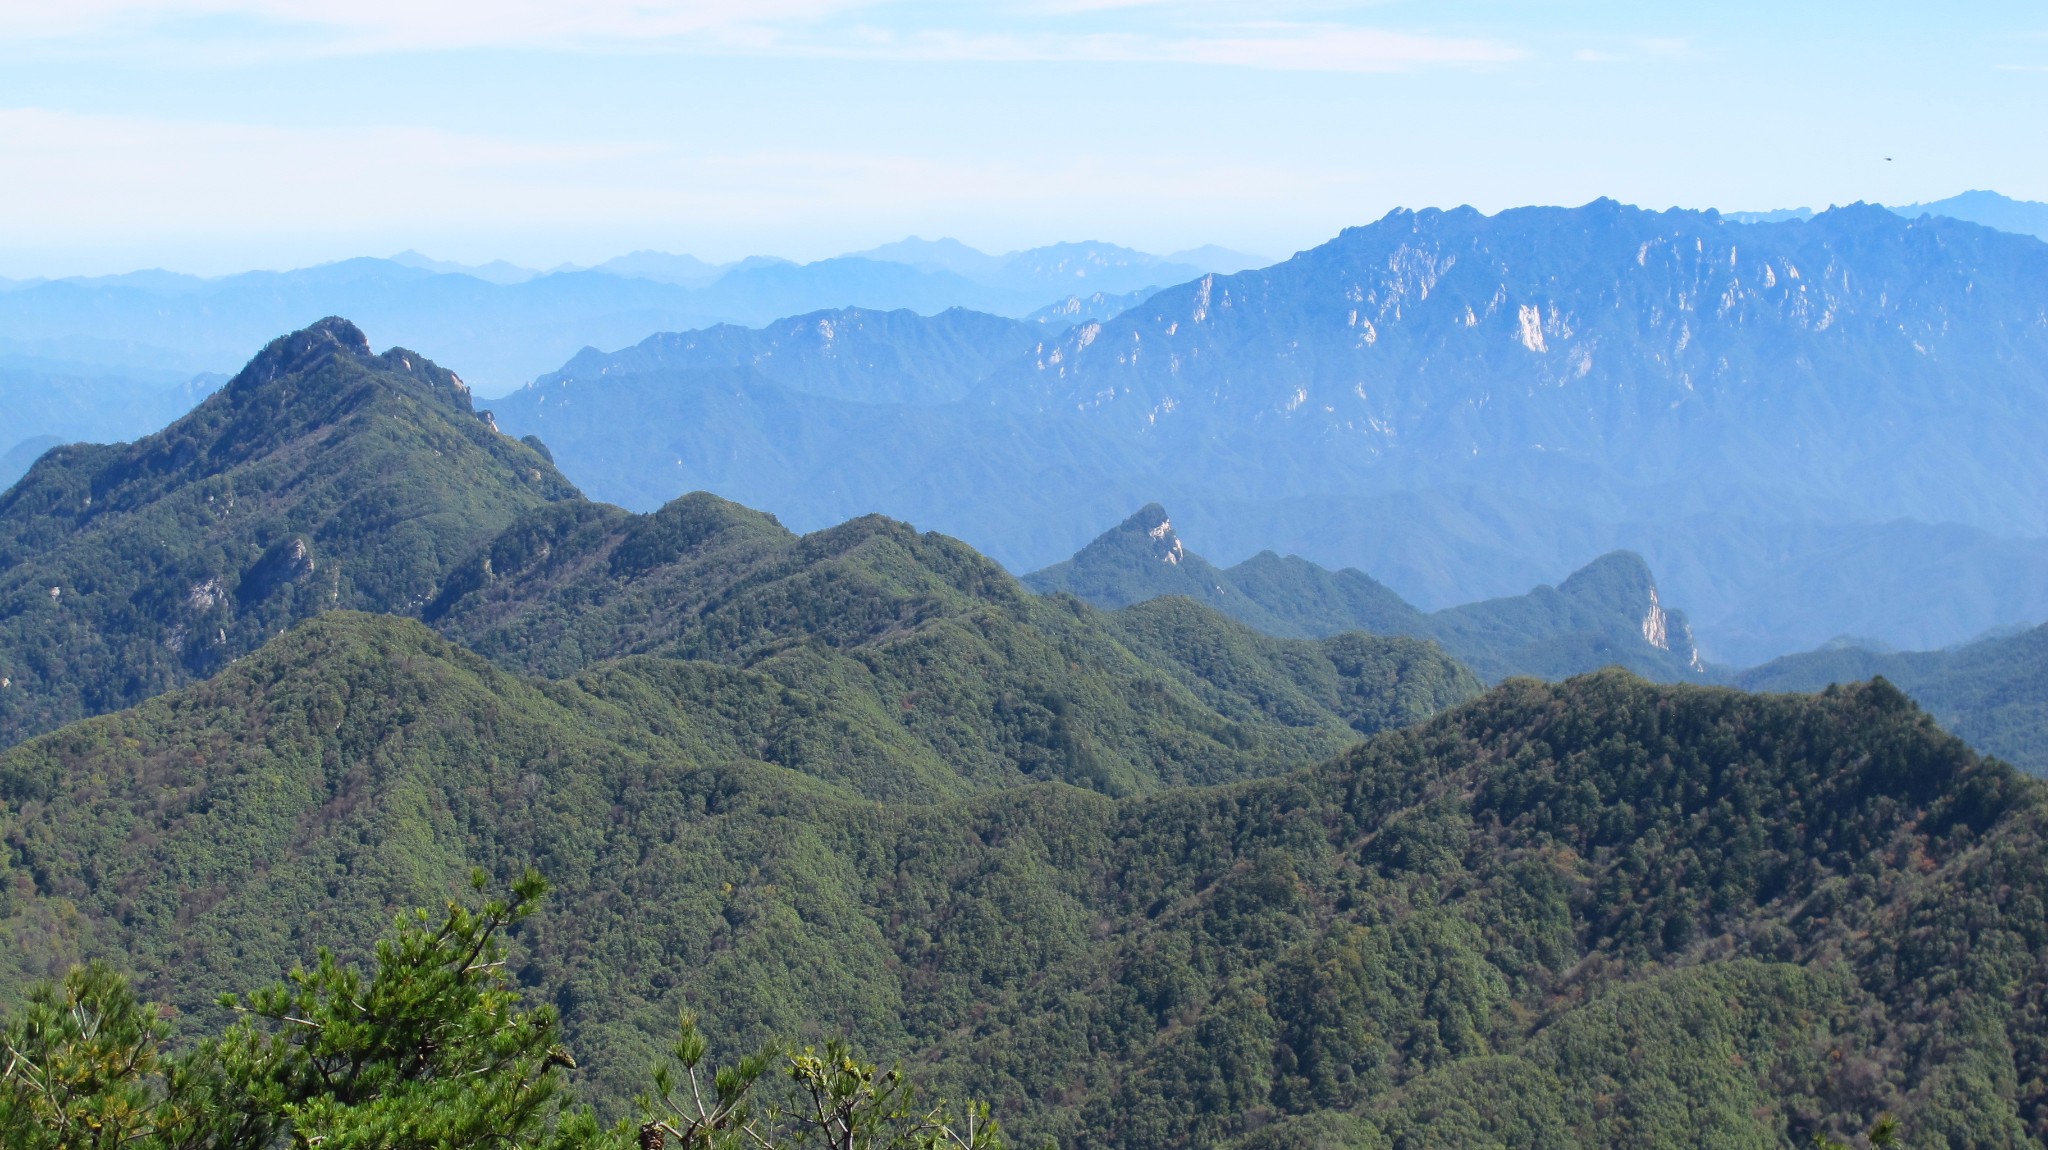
(638, 1014, 1000, 1150)
(1, 872, 1000, 1150)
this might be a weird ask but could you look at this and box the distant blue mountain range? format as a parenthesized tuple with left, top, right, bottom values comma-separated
(487, 199, 2048, 666)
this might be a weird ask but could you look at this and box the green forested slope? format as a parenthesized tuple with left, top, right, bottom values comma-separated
(1740, 624, 2048, 777)
(5, 613, 2042, 1147)
(425, 493, 1480, 797)
(0, 318, 575, 746)
(1027, 505, 1707, 683)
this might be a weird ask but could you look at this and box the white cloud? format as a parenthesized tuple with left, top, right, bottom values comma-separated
(0, 0, 870, 50)
(0, 0, 1521, 71)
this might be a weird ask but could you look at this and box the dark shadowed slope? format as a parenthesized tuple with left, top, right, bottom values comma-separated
(0, 318, 576, 747)
(3, 625, 2042, 1146)
(1026, 505, 1703, 682)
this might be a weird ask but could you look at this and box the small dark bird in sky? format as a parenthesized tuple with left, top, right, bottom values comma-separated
(1885, 157, 1893, 161)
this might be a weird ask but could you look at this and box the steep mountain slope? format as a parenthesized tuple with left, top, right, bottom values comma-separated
(423, 492, 1479, 796)
(535, 307, 1041, 405)
(3, 623, 2041, 1147)
(1739, 623, 2048, 776)
(992, 201, 2048, 534)
(0, 317, 576, 747)
(1026, 505, 1703, 682)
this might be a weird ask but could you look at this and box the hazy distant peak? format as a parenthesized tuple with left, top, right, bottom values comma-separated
(386, 250, 541, 285)
(846, 237, 1002, 278)
(587, 250, 729, 287)
(1164, 245, 1272, 274)
(1113, 502, 1186, 564)
(1726, 189, 2048, 241)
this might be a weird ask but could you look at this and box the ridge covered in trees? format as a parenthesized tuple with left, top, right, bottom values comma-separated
(3, 609, 2042, 1145)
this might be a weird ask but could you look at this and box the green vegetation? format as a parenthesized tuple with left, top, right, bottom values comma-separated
(1741, 624, 2048, 776)
(4, 610, 2043, 1146)
(0, 318, 575, 748)
(1024, 506, 1706, 683)
(1, 872, 994, 1150)
(426, 493, 1480, 798)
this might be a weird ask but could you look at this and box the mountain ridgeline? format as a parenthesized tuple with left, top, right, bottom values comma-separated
(1740, 622, 2048, 777)
(1026, 505, 1704, 683)
(493, 202, 2048, 665)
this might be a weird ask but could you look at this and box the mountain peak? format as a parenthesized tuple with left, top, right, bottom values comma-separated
(231, 316, 372, 391)
(1112, 503, 1184, 565)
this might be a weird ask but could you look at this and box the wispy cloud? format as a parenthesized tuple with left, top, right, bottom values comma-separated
(0, 0, 1522, 71)
(0, 0, 870, 51)
(817, 24, 1520, 71)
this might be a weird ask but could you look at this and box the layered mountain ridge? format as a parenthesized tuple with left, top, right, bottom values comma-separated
(2, 612, 2043, 1145)
(1025, 504, 1704, 682)
(1740, 622, 2048, 776)
(494, 201, 2048, 663)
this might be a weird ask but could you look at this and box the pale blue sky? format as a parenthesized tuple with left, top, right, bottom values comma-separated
(0, 1, 2041, 276)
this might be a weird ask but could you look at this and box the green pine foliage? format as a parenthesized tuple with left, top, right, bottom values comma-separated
(0, 318, 575, 748)
(4, 612, 2044, 1146)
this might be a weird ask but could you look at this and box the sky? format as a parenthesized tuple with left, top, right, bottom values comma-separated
(0, 0, 2042, 276)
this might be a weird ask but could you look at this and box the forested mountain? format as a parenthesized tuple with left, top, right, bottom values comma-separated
(420, 492, 1477, 797)
(0, 318, 577, 746)
(2, 617, 2041, 1146)
(1025, 504, 1704, 682)
(1740, 623, 2048, 776)
(494, 203, 2048, 664)
(0, 319, 1477, 766)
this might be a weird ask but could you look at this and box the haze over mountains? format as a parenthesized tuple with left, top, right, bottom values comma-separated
(1025, 505, 1704, 684)
(10, 193, 2048, 669)
(494, 198, 2048, 665)
(0, 238, 1255, 406)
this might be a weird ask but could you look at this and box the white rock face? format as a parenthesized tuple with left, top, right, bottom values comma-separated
(1642, 587, 1670, 650)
